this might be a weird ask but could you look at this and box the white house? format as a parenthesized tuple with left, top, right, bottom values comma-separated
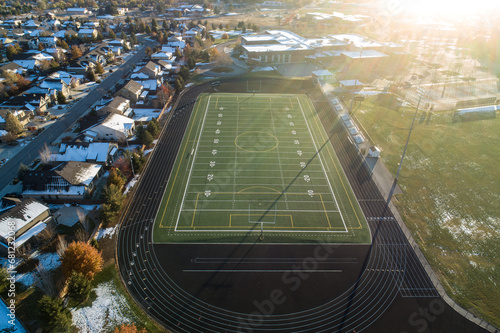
(78, 28, 97, 39)
(84, 113, 135, 141)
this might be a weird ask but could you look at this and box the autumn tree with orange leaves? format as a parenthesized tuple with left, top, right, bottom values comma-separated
(114, 323, 147, 333)
(61, 241, 103, 280)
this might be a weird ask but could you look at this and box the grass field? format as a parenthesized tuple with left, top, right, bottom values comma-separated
(354, 97, 500, 328)
(153, 93, 370, 244)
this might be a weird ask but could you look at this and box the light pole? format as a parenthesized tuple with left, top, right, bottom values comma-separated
(386, 87, 425, 203)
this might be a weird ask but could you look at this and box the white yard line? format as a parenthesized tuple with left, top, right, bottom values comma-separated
(296, 96, 348, 232)
(175, 95, 212, 231)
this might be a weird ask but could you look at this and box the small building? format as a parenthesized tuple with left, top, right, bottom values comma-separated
(116, 80, 144, 103)
(0, 198, 52, 253)
(339, 79, 364, 91)
(368, 146, 381, 158)
(312, 70, 333, 81)
(66, 8, 91, 15)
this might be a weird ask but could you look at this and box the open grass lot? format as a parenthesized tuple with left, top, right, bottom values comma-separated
(354, 97, 500, 327)
(153, 93, 370, 244)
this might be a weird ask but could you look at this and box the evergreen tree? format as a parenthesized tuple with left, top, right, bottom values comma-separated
(57, 91, 66, 104)
(5, 112, 23, 134)
(38, 296, 73, 332)
(68, 271, 92, 302)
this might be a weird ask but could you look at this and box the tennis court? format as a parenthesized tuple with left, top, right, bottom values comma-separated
(154, 93, 370, 244)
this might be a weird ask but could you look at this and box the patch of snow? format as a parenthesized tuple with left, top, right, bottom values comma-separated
(123, 175, 140, 195)
(252, 66, 275, 72)
(143, 148, 153, 155)
(71, 281, 133, 333)
(96, 225, 118, 240)
(17, 252, 60, 287)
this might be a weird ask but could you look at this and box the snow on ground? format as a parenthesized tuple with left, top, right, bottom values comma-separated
(96, 225, 119, 240)
(252, 66, 275, 72)
(72, 281, 133, 333)
(143, 148, 153, 155)
(123, 174, 140, 195)
(16, 252, 60, 287)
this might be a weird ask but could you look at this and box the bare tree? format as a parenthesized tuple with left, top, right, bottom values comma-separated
(56, 235, 67, 256)
(39, 143, 52, 165)
(35, 263, 56, 297)
(75, 228, 89, 243)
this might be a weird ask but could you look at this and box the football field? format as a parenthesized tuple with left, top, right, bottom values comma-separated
(154, 93, 371, 244)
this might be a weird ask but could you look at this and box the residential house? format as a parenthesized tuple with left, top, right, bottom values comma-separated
(0, 62, 26, 76)
(0, 198, 52, 254)
(116, 80, 144, 103)
(40, 78, 70, 97)
(96, 96, 132, 116)
(0, 109, 30, 129)
(66, 8, 92, 16)
(137, 61, 162, 79)
(0, 93, 51, 114)
(50, 142, 118, 165)
(84, 113, 135, 141)
(23, 161, 103, 200)
(78, 28, 97, 39)
(39, 36, 58, 48)
(22, 19, 39, 30)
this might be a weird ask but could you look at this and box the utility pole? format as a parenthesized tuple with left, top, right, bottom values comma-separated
(386, 87, 425, 203)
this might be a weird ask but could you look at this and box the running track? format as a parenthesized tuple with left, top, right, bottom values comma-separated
(117, 79, 494, 332)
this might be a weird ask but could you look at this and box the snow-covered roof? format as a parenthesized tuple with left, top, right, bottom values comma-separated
(312, 70, 333, 77)
(23, 186, 87, 196)
(14, 221, 47, 247)
(52, 142, 111, 163)
(101, 113, 135, 132)
(132, 108, 161, 122)
(341, 50, 388, 59)
(0, 199, 49, 240)
(57, 161, 101, 186)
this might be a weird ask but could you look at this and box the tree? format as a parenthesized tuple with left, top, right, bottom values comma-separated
(101, 183, 125, 224)
(174, 76, 184, 93)
(108, 29, 116, 39)
(5, 112, 23, 135)
(131, 150, 147, 173)
(157, 84, 172, 105)
(38, 296, 73, 332)
(114, 323, 147, 333)
(95, 63, 104, 75)
(107, 167, 125, 187)
(61, 241, 103, 280)
(187, 56, 196, 69)
(214, 6, 220, 15)
(86, 67, 96, 81)
(68, 271, 92, 302)
(114, 156, 133, 180)
(130, 32, 137, 45)
(57, 91, 66, 104)
(179, 66, 190, 81)
(17, 163, 28, 180)
(37, 42, 44, 51)
(39, 143, 52, 165)
(69, 45, 82, 61)
(151, 18, 158, 32)
(142, 129, 154, 147)
(145, 46, 153, 58)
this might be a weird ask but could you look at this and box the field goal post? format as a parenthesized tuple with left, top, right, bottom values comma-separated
(248, 203, 276, 240)
(247, 80, 262, 93)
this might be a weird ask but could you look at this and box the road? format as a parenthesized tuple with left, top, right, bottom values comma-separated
(116, 78, 495, 332)
(0, 39, 155, 192)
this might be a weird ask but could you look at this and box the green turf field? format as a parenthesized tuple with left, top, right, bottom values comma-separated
(153, 93, 371, 244)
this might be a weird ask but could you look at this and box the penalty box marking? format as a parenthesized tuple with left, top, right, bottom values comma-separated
(186, 191, 348, 232)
